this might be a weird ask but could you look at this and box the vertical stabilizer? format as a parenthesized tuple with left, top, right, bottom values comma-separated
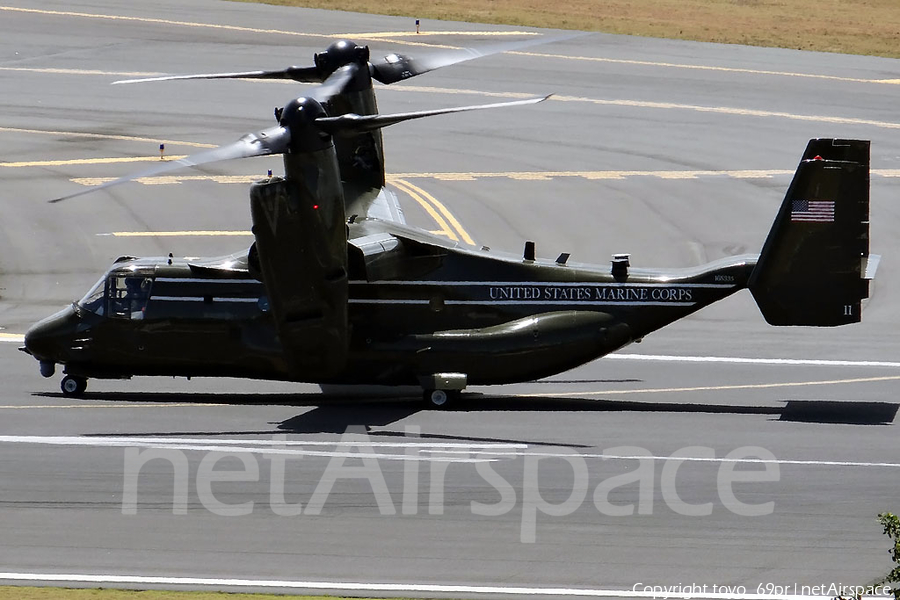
(749, 139, 871, 326)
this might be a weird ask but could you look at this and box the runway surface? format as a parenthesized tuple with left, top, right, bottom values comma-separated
(0, 0, 898, 597)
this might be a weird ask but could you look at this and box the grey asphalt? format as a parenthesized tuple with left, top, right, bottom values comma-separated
(0, 0, 898, 597)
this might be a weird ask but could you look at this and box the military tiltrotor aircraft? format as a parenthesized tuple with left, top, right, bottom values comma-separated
(22, 37, 877, 407)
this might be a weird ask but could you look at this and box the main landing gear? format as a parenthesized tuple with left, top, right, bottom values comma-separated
(419, 372, 467, 409)
(61, 375, 88, 397)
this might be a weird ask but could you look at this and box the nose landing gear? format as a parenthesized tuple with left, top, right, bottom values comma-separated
(61, 375, 88, 397)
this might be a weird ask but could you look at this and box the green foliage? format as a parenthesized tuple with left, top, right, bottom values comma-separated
(878, 512, 900, 600)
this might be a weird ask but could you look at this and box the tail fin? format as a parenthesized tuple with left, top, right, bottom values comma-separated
(749, 139, 874, 326)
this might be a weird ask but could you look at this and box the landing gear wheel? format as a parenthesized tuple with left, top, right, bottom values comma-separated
(423, 388, 459, 409)
(61, 375, 87, 397)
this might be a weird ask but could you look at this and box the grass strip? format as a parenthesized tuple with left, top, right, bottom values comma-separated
(232, 0, 900, 59)
(0, 586, 414, 600)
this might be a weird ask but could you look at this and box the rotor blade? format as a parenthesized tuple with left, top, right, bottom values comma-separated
(370, 32, 586, 84)
(112, 66, 321, 85)
(315, 95, 551, 135)
(50, 125, 290, 203)
(313, 62, 357, 102)
(56, 65, 355, 202)
(112, 62, 353, 104)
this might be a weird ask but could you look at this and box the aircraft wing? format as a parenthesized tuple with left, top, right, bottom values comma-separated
(344, 183, 406, 224)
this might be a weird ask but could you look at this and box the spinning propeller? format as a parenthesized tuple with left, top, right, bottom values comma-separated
(112, 34, 580, 86)
(51, 86, 549, 202)
(52, 33, 575, 202)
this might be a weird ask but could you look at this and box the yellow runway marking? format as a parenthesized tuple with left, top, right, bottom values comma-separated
(389, 176, 475, 245)
(2, 156, 187, 168)
(511, 50, 900, 86)
(423, 168, 900, 180)
(69, 174, 467, 244)
(0, 125, 216, 149)
(391, 168, 900, 180)
(88, 184, 469, 244)
(393, 85, 900, 130)
(390, 178, 458, 241)
(524, 375, 900, 398)
(391, 169, 795, 181)
(102, 231, 251, 237)
(0, 333, 25, 343)
(72, 168, 900, 188)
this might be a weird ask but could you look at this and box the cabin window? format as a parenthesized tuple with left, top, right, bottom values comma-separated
(108, 276, 153, 319)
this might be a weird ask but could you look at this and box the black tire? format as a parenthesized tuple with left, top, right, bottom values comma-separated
(61, 375, 87, 397)
(423, 388, 459, 409)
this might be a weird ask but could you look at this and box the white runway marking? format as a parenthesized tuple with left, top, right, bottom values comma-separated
(510, 50, 900, 86)
(130, 438, 521, 448)
(0, 333, 24, 343)
(0, 435, 509, 463)
(522, 452, 900, 470)
(608, 353, 900, 368)
(528, 375, 900, 398)
(0, 572, 870, 599)
(0, 436, 896, 468)
(394, 84, 900, 130)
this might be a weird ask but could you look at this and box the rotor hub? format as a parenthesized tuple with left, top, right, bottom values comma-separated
(314, 40, 369, 76)
(279, 96, 331, 152)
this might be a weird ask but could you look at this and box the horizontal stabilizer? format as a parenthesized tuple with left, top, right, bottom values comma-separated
(863, 254, 880, 280)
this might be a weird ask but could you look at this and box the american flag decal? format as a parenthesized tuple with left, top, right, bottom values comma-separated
(791, 199, 835, 222)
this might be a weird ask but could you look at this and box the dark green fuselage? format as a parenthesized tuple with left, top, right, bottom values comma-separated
(26, 219, 755, 387)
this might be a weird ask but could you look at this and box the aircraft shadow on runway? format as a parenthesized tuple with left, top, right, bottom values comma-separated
(777, 400, 898, 425)
(437, 395, 898, 425)
(56, 390, 899, 440)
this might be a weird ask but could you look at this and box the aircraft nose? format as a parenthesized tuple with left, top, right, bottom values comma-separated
(24, 305, 81, 362)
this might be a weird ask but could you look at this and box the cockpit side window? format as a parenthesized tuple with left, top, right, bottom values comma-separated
(109, 276, 153, 319)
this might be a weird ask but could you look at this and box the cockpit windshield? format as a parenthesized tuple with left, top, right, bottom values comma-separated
(76, 274, 153, 319)
(77, 276, 107, 315)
